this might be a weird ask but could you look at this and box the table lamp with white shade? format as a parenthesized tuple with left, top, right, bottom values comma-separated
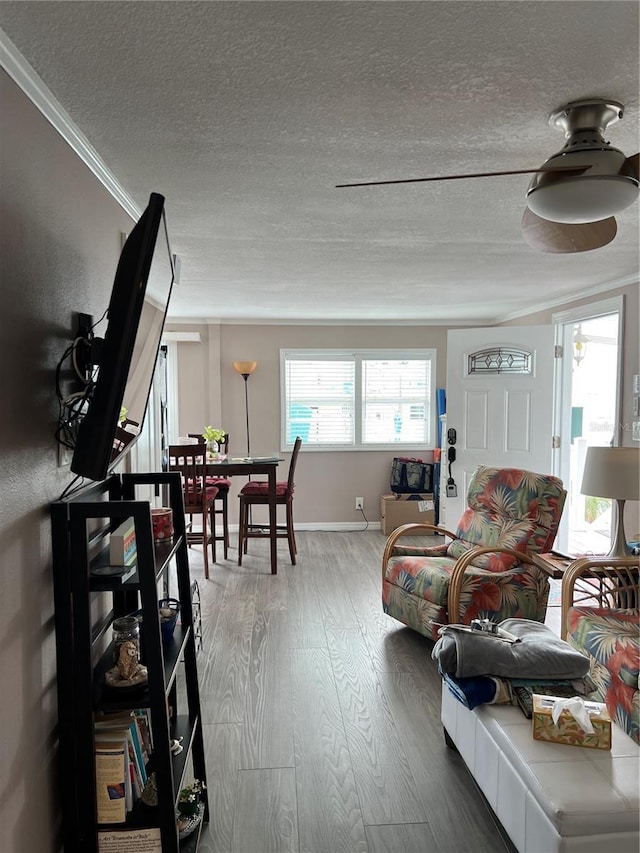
(580, 446, 640, 557)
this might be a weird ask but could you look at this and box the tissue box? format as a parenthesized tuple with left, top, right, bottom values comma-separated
(109, 518, 137, 566)
(532, 694, 611, 750)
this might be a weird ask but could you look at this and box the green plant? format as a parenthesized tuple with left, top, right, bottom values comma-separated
(202, 425, 225, 444)
(584, 496, 611, 524)
(177, 779, 204, 816)
(119, 405, 128, 425)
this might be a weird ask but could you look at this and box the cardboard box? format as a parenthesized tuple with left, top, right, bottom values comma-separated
(380, 494, 435, 535)
(532, 694, 611, 750)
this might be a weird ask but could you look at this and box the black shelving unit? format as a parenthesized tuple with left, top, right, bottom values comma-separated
(51, 471, 208, 852)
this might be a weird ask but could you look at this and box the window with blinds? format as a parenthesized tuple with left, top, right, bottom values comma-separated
(281, 349, 436, 450)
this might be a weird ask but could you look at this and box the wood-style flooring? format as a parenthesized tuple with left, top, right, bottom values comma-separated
(183, 530, 517, 853)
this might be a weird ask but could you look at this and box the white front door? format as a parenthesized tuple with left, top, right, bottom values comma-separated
(443, 326, 556, 525)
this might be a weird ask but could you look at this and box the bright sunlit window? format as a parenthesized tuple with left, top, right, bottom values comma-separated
(280, 349, 436, 450)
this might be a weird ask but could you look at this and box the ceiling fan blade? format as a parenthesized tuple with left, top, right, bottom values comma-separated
(336, 164, 588, 188)
(521, 208, 617, 253)
(621, 152, 639, 179)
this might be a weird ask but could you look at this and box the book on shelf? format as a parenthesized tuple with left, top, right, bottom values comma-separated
(131, 714, 150, 767)
(133, 708, 153, 757)
(94, 729, 135, 810)
(94, 738, 128, 824)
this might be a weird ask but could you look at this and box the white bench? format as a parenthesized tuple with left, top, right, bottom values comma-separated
(441, 685, 640, 853)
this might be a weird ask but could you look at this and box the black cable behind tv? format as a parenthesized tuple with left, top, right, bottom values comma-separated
(71, 192, 174, 481)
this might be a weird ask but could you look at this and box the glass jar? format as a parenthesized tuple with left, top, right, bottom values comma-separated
(112, 615, 140, 663)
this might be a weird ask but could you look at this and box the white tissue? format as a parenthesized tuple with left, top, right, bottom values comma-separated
(551, 696, 595, 734)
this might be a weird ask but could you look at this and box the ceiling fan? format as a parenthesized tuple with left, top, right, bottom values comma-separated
(336, 98, 639, 254)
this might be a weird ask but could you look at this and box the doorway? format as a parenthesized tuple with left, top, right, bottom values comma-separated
(553, 296, 623, 555)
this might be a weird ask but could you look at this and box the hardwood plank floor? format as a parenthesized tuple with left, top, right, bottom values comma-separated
(189, 530, 517, 853)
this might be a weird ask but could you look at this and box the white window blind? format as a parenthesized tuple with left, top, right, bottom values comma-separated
(281, 349, 435, 450)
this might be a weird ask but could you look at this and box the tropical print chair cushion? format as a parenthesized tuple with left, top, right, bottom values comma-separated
(446, 466, 565, 572)
(567, 606, 640, 744)
(383, 554, 550, 640)
(382, 466, 565, 640)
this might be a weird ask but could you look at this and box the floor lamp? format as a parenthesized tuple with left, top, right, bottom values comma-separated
(581, 446, 640, 557)
(233, 361, 258, 456)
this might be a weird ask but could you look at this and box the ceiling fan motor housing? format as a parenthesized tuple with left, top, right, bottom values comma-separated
(526, 99, 639, 224)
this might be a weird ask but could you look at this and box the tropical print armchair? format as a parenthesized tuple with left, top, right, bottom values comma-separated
(382, 466, 566, 640)
(562, 556, 640, 744)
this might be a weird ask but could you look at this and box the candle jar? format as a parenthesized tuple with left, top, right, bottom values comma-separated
(112, 615, 140, 663)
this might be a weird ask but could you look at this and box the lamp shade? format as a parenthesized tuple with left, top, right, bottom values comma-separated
(581, 446, 640, 500)
(233, 360, 258, 376)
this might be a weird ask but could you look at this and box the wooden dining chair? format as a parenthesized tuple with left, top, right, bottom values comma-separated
(237, 437, 302, 566)
(188, 432, 231, 561)
(168, 444, 218, 579)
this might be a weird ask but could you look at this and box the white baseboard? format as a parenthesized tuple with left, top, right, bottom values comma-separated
(225, 522, 382, 533)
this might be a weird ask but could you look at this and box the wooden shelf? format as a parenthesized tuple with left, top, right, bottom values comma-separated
(51, 471, 209, 853)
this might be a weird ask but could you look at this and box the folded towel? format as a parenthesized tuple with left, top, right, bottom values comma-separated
(432, 618, 590, 680)
(440, 672, 501, 709)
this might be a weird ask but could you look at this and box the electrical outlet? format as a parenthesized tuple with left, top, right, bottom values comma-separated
(355, 497, 364, 510)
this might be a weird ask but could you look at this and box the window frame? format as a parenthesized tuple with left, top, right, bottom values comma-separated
(280, 348, 437, 451)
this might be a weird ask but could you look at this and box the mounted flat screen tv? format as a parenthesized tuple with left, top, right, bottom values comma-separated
(71, 192, 175, 481)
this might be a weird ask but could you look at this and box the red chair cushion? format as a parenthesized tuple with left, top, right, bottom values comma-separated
(205, 477, 232, 491)
(240, 480, 290, 497)
(185, 482, 219, 501)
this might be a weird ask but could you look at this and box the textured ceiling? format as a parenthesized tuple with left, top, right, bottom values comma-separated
(1, 1, 638, 324)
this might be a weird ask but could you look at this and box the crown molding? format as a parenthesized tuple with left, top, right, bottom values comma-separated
(164, 315, 487, 327)
(0, 29, 141, 221)
(497, 272, 639, 323)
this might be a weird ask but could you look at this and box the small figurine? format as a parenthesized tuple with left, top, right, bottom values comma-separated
(117, 640, 143, 681)
(105, 639, 148, 689)
(170, 736, 184, 755)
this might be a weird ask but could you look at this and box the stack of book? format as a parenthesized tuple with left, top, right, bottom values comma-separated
(94, 709, 152, 824)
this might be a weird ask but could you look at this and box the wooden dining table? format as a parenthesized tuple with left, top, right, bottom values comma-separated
(202, 456, 284, 574)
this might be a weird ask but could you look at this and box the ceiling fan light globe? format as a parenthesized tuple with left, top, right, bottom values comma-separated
(526, 146, 638, 224)
(527, 176, 638, 223)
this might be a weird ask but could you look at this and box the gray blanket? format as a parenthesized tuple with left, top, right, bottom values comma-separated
(432, 619, 591, 680)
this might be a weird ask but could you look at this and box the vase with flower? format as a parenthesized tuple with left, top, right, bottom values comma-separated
(202, 426, 226, 461)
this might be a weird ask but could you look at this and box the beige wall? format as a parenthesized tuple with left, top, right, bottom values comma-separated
(167, 287, 639, 530)
(1, 70, 135, 852)
(162, 323, 450, 525)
